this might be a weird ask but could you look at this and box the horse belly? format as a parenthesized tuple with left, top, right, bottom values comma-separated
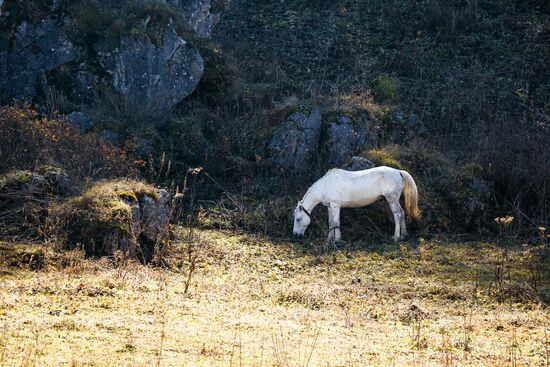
(342, 195, 381, 208)
(340, 186, 382, 208)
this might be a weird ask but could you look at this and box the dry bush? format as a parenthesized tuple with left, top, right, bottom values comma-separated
(0, 104, 140, 241)
(0, 103, 136, 187)
(0, 242, 47, 271)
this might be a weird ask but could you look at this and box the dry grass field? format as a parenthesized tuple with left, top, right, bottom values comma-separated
(0, 230, 548, 366)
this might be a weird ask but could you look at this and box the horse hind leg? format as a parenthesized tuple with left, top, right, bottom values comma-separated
(399, 208, 407, 239)
(386, 197, 403, 242)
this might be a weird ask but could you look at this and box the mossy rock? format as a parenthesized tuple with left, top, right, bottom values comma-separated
(0, 170, 34, 191)
(51, 179, 167, 260)
(364, 148, 402, 169)
(0, 167, 69, 238)
(0, 166, 69, 202)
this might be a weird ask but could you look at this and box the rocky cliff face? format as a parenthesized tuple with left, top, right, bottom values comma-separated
(0, 17, 83, 101)
(98, 21, 204, 116)
(0, 0, 222, 116)
(171, 0, 223, 38)
(267, 109, 380, 172)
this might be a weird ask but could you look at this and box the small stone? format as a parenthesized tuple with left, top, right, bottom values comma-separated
(67, 112, 93, 132)
(102, 130, 120, 145)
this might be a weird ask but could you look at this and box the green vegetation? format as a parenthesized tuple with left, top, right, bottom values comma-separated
(374, 75, 399, 101)
(365, 148, 403, 169)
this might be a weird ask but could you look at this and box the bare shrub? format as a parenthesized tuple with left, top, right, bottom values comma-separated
(0, 103, 136, 187)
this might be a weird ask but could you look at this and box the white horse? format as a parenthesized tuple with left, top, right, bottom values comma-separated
(293, 166, 420, 242)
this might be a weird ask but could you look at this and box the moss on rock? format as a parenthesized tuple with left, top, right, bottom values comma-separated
(51, 179, 164, 258)
(364, 148, 403, 169)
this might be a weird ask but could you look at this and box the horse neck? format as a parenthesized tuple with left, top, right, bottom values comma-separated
(301, 184, 321, 213)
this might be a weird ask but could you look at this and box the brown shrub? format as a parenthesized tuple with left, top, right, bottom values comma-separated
(0, 103, 136, 188)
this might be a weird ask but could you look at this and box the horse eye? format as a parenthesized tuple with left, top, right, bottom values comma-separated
(296, 218, 301, 222)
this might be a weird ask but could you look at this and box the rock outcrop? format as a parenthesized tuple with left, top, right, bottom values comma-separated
(0, 167, 69, 237)
(267, 108, 322, 172)
(98, 21, 204, 116)
(0, 18, 83, 101)
(53, 180, 172, 260)
(326, 114, 378, 166)
(342, 156, 375, 171)
(101, 189, 171, 258)
(0, 167, 69, 199)
(268, 110, 379, 171)
(0, 1, 222, 115)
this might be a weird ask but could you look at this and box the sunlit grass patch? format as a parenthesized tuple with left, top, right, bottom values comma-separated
(0, 229, 548, 366)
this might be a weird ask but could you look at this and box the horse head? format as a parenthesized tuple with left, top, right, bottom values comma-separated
(293, 202, 311, 237)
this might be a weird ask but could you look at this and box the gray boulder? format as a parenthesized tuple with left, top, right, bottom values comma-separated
(102, 189, 171, 258)
(102, 231, 137, 257)
(342, 156, 375, 171)
(0, 18, 83, 101)
(140, 189, 171, 242)
(267, 108, 322, 171)
(326, 114, 378, 166)
(326, 116, 354, 165)
(102, 130, 121, 145)
(98, 21, 204, 117)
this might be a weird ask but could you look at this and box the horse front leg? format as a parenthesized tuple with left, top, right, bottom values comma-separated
(328, 202, 342, 241)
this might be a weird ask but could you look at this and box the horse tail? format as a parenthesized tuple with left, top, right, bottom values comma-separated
(400, 170, 420, 221)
